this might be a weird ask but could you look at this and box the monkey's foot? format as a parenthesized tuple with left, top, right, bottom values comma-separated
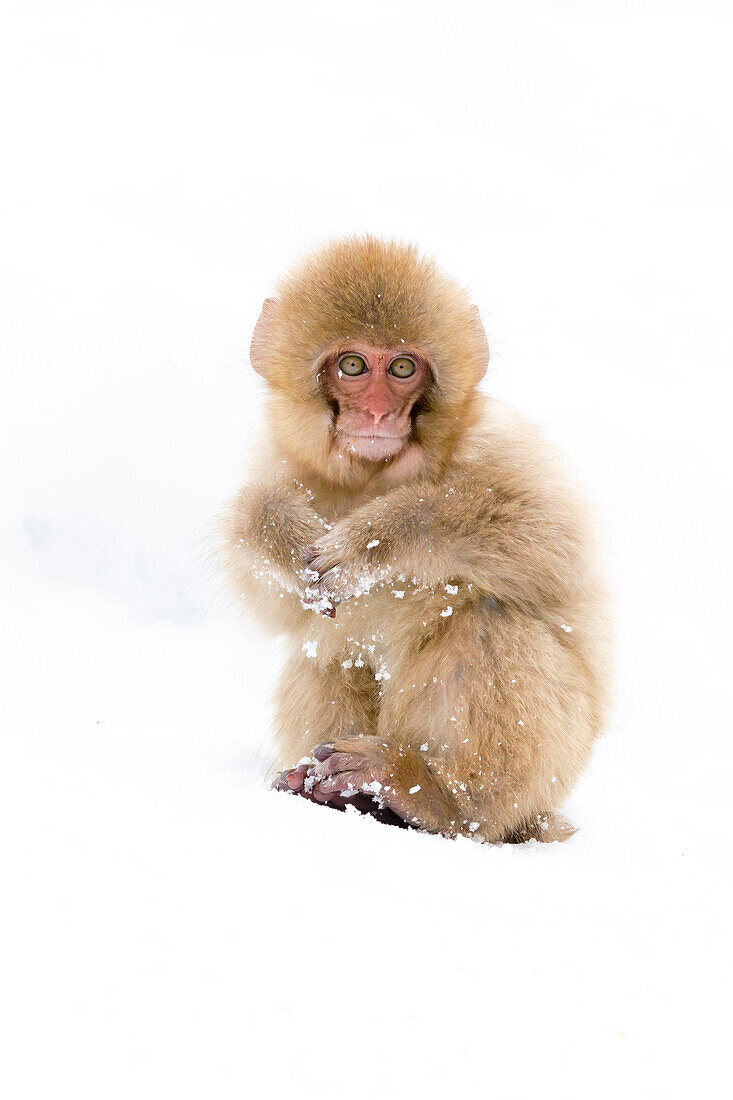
(272, 756, 409, 828)
(298, 736, 453, 831)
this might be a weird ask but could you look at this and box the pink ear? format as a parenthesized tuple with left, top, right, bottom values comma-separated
(250, 297, 279, 377)
(471, 305, 490, 382)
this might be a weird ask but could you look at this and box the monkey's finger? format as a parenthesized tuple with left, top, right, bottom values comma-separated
(301, 590, 338, 616)
(303, 544, 334, 572)
(302, 545, 320, 566)
(306, 554, 344, 584)
(320, 565, 344, 584)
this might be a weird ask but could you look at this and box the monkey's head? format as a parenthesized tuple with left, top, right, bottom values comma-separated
(250, 236, 489, 482)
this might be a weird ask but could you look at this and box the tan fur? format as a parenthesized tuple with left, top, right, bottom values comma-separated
(222, 235, 611, 843)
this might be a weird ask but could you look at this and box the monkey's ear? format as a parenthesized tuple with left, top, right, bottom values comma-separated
(250, 297, 280, 377)
(471, 305, 490, 382)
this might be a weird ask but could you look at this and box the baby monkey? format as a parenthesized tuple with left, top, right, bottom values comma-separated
(223, 236, 611, 842)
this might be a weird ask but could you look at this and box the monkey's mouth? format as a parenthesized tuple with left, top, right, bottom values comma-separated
(345, 432, 409, 441)
(337, 430, 410, 459)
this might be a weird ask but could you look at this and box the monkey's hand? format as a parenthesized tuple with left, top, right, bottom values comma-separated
(302, 526, 392, 612)
(299, 737, 461, 834)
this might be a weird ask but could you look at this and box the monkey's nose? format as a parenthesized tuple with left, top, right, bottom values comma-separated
(365, 397, 392, 424)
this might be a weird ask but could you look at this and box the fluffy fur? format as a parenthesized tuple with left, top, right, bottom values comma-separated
(223, 235, 611, 843)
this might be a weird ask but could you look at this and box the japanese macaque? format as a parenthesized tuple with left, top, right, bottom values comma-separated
(222, 236, 611, 842)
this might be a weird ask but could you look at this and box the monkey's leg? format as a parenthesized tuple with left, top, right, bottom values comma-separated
(270, 647, 379, 768)
(307, 605, 601, 842)
(269, 649, 407, 823)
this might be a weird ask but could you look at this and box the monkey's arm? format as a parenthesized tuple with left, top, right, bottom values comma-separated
(305, 464, 589, 614)
(223, 477, 332, 608)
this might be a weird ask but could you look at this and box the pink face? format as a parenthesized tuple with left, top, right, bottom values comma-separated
(323, 342, 430, 460)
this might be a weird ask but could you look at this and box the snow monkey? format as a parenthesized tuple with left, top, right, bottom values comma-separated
(223, 236, 611, 842)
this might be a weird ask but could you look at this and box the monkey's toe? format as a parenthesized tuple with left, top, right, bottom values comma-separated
(312, 742, 335, 761)
(272, 762, 312, 793)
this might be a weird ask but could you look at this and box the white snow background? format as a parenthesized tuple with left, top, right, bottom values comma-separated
(1, 2, 731, 1097)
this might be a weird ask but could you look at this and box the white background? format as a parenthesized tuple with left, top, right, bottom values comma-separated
(1, 2, 731, 1097)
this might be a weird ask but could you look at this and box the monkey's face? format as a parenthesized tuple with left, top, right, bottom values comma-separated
(322, 342, 431, 461)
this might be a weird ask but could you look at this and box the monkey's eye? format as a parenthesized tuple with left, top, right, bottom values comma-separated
(338, 353, 368, 376)
(388, 356, 416, 379)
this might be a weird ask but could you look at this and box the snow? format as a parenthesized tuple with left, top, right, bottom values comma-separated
(1, 2, 732, 1098)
